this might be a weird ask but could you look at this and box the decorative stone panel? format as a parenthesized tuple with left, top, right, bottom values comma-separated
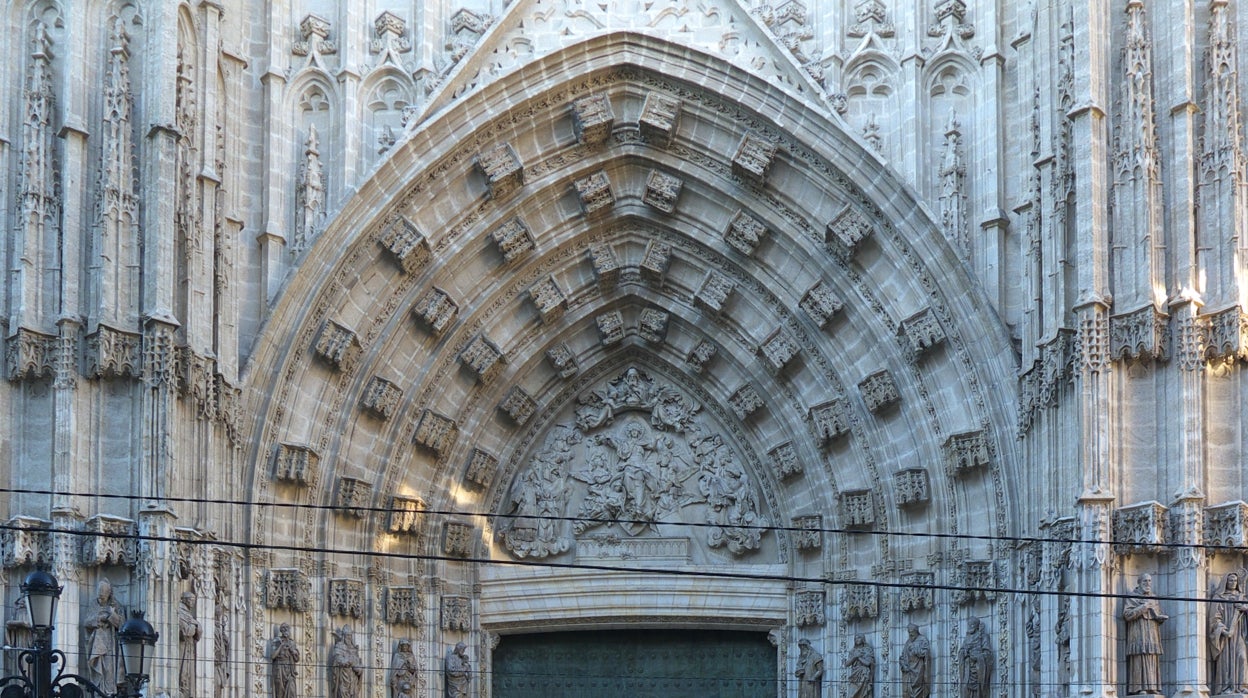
(898, 307, 946, 359)
(643, 170, 683, 213)
(328, 579, 364, 618)
(490, 216, 534, 262)
(475, 143, 524, 199)
(85, 325, 142, 379)
(389, 495, 424, 535)
(825, 203, 875, 258)
(463, 448, 498, 490)
(361, 376, 401, 419)
(499, 386, 537, 425)
(459, 334, 504, 384)
(1109, 305, 1169, 362)
(894, 468, 930, 508)
(2, 516, 50, 568)
(529, 276, 566, 323)
(273, 443, 318, 485)
(574, 171, 614, 214)
(385, 587, 421, 626)
(899, 572, 935, 612)
(858, 369, 900, 413)
(293, 13, 336, 56)
(571, 93, 614, 145)
(7, 329, 56, 381)
(793, 515, 822, 550)
(413, 287, 458, 335)
(639, 92, 681, 144)
(313, 320, 361, 372)
(944, 430, 991, 474)
(809, 399, 850, 444)
(640, 240, 672, 286)
(588, 243, 619, 289)
(1113, 501, 1168, 554)
(685, 339, 717, 373)
(840, 490, 875, 529)
(1206, 501, 1248, 550)
(638, 308, 669, 344)
(725, 210, 768, 256)
(443, 522, 474, 557)
(769, 442, 802, 480)
(596, 311, 625, 346)
(800, 281, 843, 328)
(733, 132, 778, 182)
(441, 595, 472, 631)
(81, 515, 135, 566)
(335, 477, 370, 518)
(413, 409, 456, 454)
(729, 384, 764, 420)
(794, 589, 825, 627)
(694, 271, 735, 314)
(953, 560, 996, 605)
(545, 343, 578, 378)
(758, 327, 800, 374)
(841, 584, 879, 621)
(266, 569, 308, 611)
(371, 10, 409, 52)
(378, 214, 431, 274)
(1205, 306, 1248, 361)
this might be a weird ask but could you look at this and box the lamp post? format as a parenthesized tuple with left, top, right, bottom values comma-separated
(1, 570, 158, 698)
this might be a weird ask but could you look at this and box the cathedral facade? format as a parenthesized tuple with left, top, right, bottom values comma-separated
(1, 0, 1244, 696)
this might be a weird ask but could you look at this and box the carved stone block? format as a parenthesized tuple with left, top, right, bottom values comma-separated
(694, 271, 736, 314)
(571, 93, 614, 145)
(441, 595, 472, 631)
(944, 430, 991, 475)
(858, 369, 900, 413)
(389, 495, 424, 535)
(361, 376, 402, 420)
(413, 409, 456, 454)
(372, 10, 408, 48)
(463, 448, 498, 490)
(328, 579, 364, 618)
(953, 560, 996, 605)
(899, 572, 935, 612)
(273, 443, 318, 485)
(293, 13, 337, 56)
(1113, 501, 1168, 554)
(1207, 501, 1248, 552)
(2, 516, 50, 568)
(499, 386, 537, 425)
(894, 468, 930, 508)
(639, 92, 681, 144)
(725, 210, 768, 257)
(1109, 304, 1169, 362)
(685, 339, 717, 373)
(898, 307, 946, 359)
(800, 281, 843, 328)
(596, 310, 625, 346)
(1205, 306, 1248, 361)
(769, 442, 803, 480)
(385, 587, 421, 626)
(794, 589, 825, 627)
(335, 477, 370, 518)
(640, 240, 672, 286)
(588, 243, 620, 289)
(638, 308, 669, 344)
(643, 170, 683, 213)
(575, 171, 614, 214)
(545, 342, 578, 378)
(841, 584, 879, 620)
(809, 399, 850, 444)
(85, 325, 142, 379)
(490, 216, 534, 262)
(8, 328, 57, 381)
(413, 287, 458, 335)
(729, 384, 764, 420)
(443, 522, 474, 557)
(733, 132, 778, 182)
(266, 569, 308, 611)
(825, 203, 875, 258)
(476, 143, 524, 199)
(459, 334, 505, 384)
(840, 490, 875, 529)
(793, 515, 822, 550)
(81, 515, 136, 566)
(758, 327, 800, 374)
(378, 214, 431, 274)
(529, 276, 567, 323)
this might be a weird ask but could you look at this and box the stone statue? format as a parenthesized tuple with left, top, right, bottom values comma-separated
(178, 592, 201, 697)
(390, 638, 419, 698)
(5, 597, 31, 674)
(329, 626, 363, 698)
(1210, 570, 1248, 695)
(214, 582, 230, 693)
(900, 623, 931, 698)
(958, 618, 993, 698)
(845, 634, 874, 698)
(270, 623, 300, 698)
(795, 638, 824, 698)
(445, 641, 470, 698)
(84, 578, 124, 690)
(1123, 573, 1167, 695)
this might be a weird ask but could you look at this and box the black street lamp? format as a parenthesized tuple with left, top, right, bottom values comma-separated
(1, 570, 158, 698)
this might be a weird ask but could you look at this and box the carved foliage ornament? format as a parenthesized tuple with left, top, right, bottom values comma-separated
(2, 516, 51, 568)
(795, 589, 825, 627)
(81, 515, 136, 567)
(1206, 501, 1248, 551)
(267, 569, 309, 610)
(1108, 305, 1169, 363)
(329, 579, 364, 618)
(1113, 501, 1168, 554)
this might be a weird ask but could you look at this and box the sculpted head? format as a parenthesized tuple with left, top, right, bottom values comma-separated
(1138, 573, 1153, 594)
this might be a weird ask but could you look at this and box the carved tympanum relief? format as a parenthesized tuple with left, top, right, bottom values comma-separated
(495, 367, 773, 563)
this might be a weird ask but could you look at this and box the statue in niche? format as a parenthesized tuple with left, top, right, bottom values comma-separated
(900, 623, 931, 698)
(329, 626, 363, 698)
(1123, 573, 1167, 695)
(845, 634, 875, 698)
(5, 597, 31, 674)
(445, 642, 471, 698)
(795, 638, 824, 698)
(1210, 570, 1248, 695)
(84, 578, 124, 691)
(214, 582, 230, 693)
(390, 638, 419, 698)
(178, 592, 201, 697)
(270, 622, 300, 698)
(958, 618, 993, 698)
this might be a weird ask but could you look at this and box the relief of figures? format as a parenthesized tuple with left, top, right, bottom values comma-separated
(496, 367, 768, 560)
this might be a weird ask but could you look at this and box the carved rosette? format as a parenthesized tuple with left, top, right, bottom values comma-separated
(463, 448, 499, 490)
(793, 515, 822, 551)
(489, 216, 534, 262)
(377, 214, 431, 274)
(639, 92, 681, 145)
(2, 516, 51, 568)
(685, 339, 717, 373)
(413, 287, 458, 335)
(1204, 501, 1248, 552)
(794, 590, 825, 627)
(894, 468, 930, 508)
(545, 343, 578, 378)
(574, 171, 614, 214)
(596, 311, 625, 346)
(643, 170, 683, 213)
(1109, 305, 1169, 362)
(266, 568, 309, 610)
(858, 369, 900, 413)
(273, 443, 318, 486)
(588, 244, 619, 289)
(385, 587, 421, 626)
(475, 143, 524, 199)
(769, 442, 802, 480)
(361, 376, 402, 420)
(638, 308, 669, 343)
(897, 308, 946, 360)
(640, 240, 672, 286)
(899, 572, 935, 613)
(85, 325, 142, 379)
(725, 210, 768, 257)
(413, 410, 456, 454)
(1112, 501, 1168, 554)
(571, 93, 614, 145)
(841, 584, 879, 620)
(328, 579, 365, 618)
(335, 477, 370, 518)
(499, 386, 537, 425)
(825, 204, 875, 258)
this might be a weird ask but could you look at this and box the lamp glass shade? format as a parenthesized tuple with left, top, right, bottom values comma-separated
(20, 570, 61, 631)
(118, 611, 159, 682)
